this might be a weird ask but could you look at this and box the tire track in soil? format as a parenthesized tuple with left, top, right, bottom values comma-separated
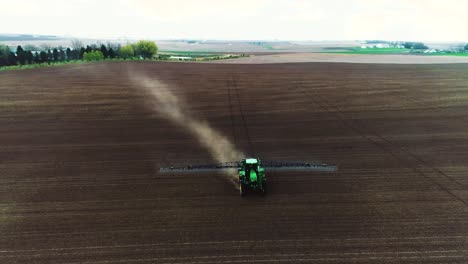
(230, 77, 255, 156)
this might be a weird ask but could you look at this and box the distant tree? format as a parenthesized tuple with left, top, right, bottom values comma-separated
(16, 45, 26, 65)
(40, 51, 48, 64)
(403, 42, 413, 49)
(0, 54, 4, 67)
(134, 40, 158, 59)
(0, 44, 10, 67)
(26, 51, 33, 64)
(59, 48, 65, 62)
(66, 48, 72, 61)
(79, 47, 86, 59)
(85, 45, 92, 53)
(7, 52, 17, 66)
(106, 42, 120, 51)
(411, 42, 428, 49)
(53, 48, 59, 62)
(72, 49, 80, 60)
(113, 43, 121, 54)
(83, 50, 104, 61)
(100, 44, 108, 59)
(404, 41, 428, 50)
(108, 48, 115, 59)
(71, 39, 83, 50)
(465, 43, 468, 51)
(34, 52, 40, 64)
(119, 44, 134, 59)
(47, 50, 52, 64)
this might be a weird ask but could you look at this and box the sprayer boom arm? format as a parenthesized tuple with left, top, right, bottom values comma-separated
(159, 160, 336, 173)
(159, 162, 239, 173)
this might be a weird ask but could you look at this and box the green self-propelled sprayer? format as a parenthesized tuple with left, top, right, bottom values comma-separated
(238, 158, 266, 195)
(160, 158, 337, 196)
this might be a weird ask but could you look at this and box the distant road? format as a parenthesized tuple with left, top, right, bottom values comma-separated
(209, 52, 468, 64)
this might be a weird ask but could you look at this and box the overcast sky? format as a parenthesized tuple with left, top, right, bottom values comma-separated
(1, 0, 467, 41)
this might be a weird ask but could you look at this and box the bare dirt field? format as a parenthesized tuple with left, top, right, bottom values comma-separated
(1, 61, 467, 263)
(211, 52, 468, 64)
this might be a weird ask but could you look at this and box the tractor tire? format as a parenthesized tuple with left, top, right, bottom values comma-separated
(239, 183, 245, 196)
(261, 181, 267, 195)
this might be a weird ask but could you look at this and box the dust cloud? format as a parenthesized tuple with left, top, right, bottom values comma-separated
(131, 75, 243, 185)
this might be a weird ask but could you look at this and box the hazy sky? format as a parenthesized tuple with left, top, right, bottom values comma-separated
(2, 0, 467, 41)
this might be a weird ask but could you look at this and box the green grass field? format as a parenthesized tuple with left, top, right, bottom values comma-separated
(424, 52, 468, 57)
(0, 60, 90, 71)
(353, 47, 409, 54)
(0, 53, 248, 71)
(326, 47, 409, 54)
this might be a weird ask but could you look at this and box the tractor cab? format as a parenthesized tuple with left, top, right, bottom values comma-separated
(238, 158, 266, 196)
(245, 158, 259, 180)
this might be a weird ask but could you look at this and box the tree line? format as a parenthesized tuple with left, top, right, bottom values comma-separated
(0, 40, 158, 67)
(402, 42, 428, 50)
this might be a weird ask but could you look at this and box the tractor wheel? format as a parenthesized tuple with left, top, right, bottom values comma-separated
(239, 183, 245, 196)
(261, 181, 267, 195)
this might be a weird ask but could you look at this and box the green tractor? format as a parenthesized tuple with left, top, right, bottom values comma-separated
(238, 158, 266, 196)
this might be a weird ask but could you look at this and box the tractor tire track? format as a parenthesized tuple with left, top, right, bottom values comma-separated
(226, 80, 238, 148)
(230, 77, 255, 156)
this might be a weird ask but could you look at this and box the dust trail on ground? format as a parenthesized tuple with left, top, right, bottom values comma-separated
(130, 74, 243, 187)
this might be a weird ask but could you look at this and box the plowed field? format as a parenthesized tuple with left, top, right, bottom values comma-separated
(1, 61, 467, 263)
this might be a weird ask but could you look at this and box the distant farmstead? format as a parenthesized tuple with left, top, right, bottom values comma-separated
(170, 56, 193, 60)
(360, 43, 391, 49)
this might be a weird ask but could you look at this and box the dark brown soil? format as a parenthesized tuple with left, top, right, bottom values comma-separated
(1, 61, 467, 263)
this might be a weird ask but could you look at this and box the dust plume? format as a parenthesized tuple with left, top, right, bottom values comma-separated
(131, 75, 243, 185)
